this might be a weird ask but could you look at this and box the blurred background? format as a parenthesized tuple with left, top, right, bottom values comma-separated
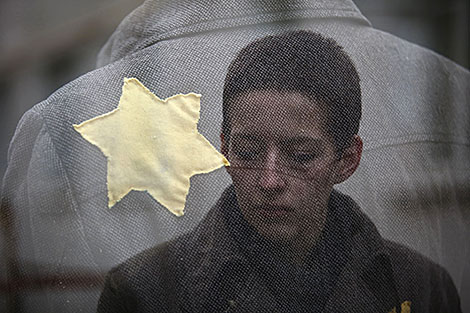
(0, 0, 468, 312)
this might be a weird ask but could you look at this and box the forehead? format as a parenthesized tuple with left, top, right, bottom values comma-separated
(229, 90, 330, 141)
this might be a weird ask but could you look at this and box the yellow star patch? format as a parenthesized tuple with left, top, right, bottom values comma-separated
(74, 78, 229, 216)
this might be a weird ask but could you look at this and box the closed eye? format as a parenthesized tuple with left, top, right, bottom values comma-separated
(288, 152, 317, 164)
(232, 149, 260, 161)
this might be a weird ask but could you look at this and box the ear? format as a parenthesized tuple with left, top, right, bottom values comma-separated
(333, 135, 363, 184)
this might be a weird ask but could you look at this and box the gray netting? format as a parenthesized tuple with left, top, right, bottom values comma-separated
(1, 0, 469, 312)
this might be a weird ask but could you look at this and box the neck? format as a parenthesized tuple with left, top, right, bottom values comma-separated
(266, 213, 328, 266)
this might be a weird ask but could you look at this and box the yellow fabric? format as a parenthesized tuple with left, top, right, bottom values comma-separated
(400, 301, 411, 313)
(74, 78, 229, 216)
(388, 301, 411, 313)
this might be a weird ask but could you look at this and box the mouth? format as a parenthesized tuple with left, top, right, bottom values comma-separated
(256, 205, 292, 219)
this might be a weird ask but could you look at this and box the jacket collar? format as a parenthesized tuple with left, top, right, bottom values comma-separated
(98, 0, 371, 66)
(179, 186, 400, 312)
(176, 187, 251, 311)
(323, 192, 401, 312)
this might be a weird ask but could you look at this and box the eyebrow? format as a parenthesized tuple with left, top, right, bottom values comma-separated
(231, 134, 324, 146)
(231, 134, 262, 142)
(282, 137, 324, 146)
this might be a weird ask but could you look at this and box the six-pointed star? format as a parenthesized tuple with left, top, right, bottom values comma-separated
(74, 78, 229, 216)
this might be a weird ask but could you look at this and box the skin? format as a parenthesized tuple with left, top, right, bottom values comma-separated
(221, 90, 362, 264)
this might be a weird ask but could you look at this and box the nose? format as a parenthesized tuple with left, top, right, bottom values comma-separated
(258, 149, 286, 191)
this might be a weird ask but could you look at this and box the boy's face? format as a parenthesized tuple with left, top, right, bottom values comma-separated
(222, 90, 361, 247)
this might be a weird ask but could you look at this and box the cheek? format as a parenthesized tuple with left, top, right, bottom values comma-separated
(227, 170, 253, 200)
(291, 180, 331, 229)
(291, 176, 333, 206)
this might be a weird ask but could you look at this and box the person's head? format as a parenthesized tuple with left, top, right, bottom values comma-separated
(220, 30, 363, 254)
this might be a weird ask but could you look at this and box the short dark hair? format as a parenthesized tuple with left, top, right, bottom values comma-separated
(222, 30, 361, 152)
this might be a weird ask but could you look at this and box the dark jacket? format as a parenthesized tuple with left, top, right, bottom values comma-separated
(97, 187, 461, 313)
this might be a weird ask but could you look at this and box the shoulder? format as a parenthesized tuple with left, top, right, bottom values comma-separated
(97, 196, 233, 312)
(384, 239, 453, 282)
(383, 240, 462, 313)
(109, 232, 191, 286)
(384, 240, 439, 272)
(97, 234, 192, 312)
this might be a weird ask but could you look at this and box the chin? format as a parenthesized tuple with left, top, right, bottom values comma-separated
(255, 223, 297, 244)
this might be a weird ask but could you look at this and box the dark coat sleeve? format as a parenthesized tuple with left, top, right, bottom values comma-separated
(96, 241, 181, 313)
(385, 241, 462, 313)
(96, 268, 133, 313)
(429, 263, 462, 313)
